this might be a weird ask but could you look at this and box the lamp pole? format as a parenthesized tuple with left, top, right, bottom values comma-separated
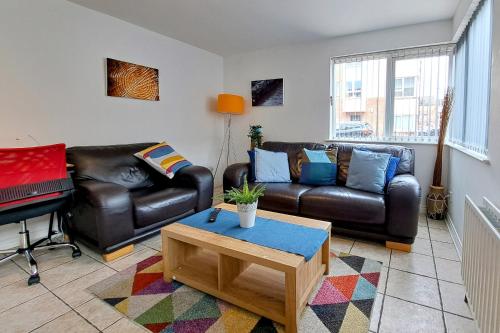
(214, 113, 232, 178)
(214, 94, 244, 179)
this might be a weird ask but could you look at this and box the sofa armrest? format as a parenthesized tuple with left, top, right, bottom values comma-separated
(174, 166, 214, 211)
(223, 163, 250, 193)
(71, 180, 134, 250)
(386, 174, 422, 241)
(77, 180, 132, 208)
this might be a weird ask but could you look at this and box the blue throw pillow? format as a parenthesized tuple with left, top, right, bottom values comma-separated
(386, 157, 401, 183)
(254, 148, 291, 183)
(247, 150, 256, 181)
(357, 148, 401, 185)
(346, 149, 391, 194)
(299, 162, 337, 186)
(302, 149, 333, 163)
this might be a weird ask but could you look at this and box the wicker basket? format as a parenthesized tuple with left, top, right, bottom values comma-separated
(427, 185, 448, 220)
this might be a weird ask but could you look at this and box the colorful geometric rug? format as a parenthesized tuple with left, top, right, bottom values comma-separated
(88, 252, 381, 333)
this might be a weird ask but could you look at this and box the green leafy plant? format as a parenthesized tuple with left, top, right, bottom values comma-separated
(248, 125, 263, 149)
(222, 179, 265, 205)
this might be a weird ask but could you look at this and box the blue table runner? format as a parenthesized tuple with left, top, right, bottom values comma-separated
(178, 209, 328, 261)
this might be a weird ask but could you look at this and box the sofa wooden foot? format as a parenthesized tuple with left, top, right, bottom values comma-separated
(102, 244, 134, 262)
(385, 241, 411, 252)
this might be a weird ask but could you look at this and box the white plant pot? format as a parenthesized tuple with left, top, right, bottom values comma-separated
(236, 201, 258, 228)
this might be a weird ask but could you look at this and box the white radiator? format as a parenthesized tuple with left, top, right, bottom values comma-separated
(462, 196, 500, 333)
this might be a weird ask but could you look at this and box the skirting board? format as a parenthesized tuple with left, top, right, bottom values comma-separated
(419, 203, 427, 215)
(0, 216, 52, 250)
(445, 215, 463, 261)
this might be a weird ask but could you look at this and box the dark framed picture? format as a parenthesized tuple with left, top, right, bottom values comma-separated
(106, 58, 159, 101)
(251, 78, 284, 106)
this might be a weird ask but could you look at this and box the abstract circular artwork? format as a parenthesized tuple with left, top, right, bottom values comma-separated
(107, 58, 159, 101)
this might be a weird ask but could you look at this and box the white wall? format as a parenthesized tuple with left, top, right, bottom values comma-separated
(0, 0, 224, 248)
(446, 0, 500, 243)
(223, 20, 452, 201)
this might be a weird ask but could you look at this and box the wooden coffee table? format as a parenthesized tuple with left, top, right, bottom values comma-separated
(162, 203, 331, 333)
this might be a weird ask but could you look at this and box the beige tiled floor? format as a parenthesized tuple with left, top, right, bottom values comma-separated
(0, 213, 478, 332)
(367, 214, 479, 333)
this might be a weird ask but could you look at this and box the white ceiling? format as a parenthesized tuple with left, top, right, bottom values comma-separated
(68, 0, 460, 56)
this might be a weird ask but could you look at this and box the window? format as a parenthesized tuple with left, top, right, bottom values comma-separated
(395, 77, 416, 97)
(344, 63, 362, 98)
(330, 45, 453, 141)
(449, 0, 492, 157)
(331, 57, 387, 139)
(393, 56, 450, 139)
(346, 80, 362, 98)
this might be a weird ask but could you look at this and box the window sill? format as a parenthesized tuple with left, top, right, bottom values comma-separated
(325, 138, 438, 145)
(445, 142, 490, 164)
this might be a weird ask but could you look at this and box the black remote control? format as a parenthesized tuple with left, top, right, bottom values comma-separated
(208, 208, 222, 223)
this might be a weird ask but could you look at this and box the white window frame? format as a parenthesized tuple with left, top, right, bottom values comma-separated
(395, 76, 416, 98)
(346, 80, 362, 98)
(329, 44, 454, 143)
(350, 114, 361, 122)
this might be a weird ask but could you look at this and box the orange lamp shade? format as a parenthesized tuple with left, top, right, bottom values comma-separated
(217, 94, 244, 115)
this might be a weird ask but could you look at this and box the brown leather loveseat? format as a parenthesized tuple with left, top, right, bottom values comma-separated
(67, 143, 213, 257)
(224, 142, 421, 248)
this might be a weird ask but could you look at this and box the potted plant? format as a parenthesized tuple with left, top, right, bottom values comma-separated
(248, 125, 263, 150)
(427, 88, 454, 220)
(223, 180, 265, 228)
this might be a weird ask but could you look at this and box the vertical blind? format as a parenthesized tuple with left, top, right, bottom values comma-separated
(449, 0, 492, 156)
(330, 44, 453, 142)
(389, 45, 453, 142)
(332, 54, 387, 140)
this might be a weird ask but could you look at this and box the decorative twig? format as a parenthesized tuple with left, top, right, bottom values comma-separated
(432, 88, 454, 187)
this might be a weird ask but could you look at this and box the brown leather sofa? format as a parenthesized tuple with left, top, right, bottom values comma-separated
(224, 142, 421, 247)
(67, 143, 213, 256)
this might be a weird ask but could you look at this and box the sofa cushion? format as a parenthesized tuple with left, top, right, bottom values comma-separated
(329, 143, 414, 184)
(250, 183, 313, 215)
(299, 163, 337, 186)
(132, 187, 197, 228)
(134, 142, 192, 179)
(247, 150, 256, 181)
(300, 186, 386, 225)
(385, 156, 401, 183)
(254, 148, 291, 183)
(346, 149, 391, 194)
(261, 142, 326, 181)
(67, 143, 158, 190)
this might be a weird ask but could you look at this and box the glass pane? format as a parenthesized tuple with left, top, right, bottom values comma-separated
(404, 77, 415, 96)
(405, 76, 415, 87)
(354, 80, 362, 97)
(404, 87, 415, 97)
(333, 59, 387, 139)
(393, 56, 449, 139)
(395, 78, 402, 89)
(345, 82, 352, 95)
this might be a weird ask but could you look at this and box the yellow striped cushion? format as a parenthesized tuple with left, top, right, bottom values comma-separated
(134, 142, 192, 179)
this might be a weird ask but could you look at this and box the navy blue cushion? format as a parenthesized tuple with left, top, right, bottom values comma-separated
(299, 162, 337, 186)
(386, 157, 401, 183)
(247, 150, 256, 181)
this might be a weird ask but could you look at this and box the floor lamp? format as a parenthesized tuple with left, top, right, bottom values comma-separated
(214, 93, 244, 178)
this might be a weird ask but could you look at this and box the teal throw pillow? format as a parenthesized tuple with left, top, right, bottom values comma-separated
(299, 162, 337, 186)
